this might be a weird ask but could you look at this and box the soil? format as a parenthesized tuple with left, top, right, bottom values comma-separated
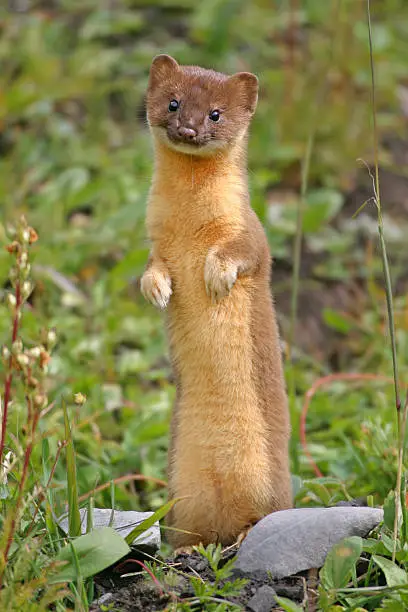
(90, 547, 309, 611)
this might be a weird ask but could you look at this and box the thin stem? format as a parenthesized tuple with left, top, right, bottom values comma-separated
(0, 404, 40, 586)
(115, 559, 165, 597)
(0, 280, 21, 467)
(367, 0, 402, 562)
(288, 1, 343, 475)
(393, 391, 408, 560)
(378, 228, 400, 411)
(367, 0, 399, 408)
(288, 88, 318, 477)
(288, 0, 342, 361)
(26, 440, 66, 537)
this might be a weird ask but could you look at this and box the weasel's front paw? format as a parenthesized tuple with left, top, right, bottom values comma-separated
(204, 249, 238, 302)
(140, 267, 172, 310)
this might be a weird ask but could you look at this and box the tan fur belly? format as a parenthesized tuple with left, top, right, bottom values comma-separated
(166, 281, 274, 545)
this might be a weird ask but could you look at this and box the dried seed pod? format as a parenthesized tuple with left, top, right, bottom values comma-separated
(27, 376, 39, 389)
(74, 392, 87, 406)
(16, 353, 29, 367)
(6, 293, 17, 309)
(39, 349, 51, 369)
(47, 329, 57, 348)
(33, 394, 47, 409)
(21, 229, 31, 244)
(20, 263, 31, 281)
(21, 281, 32, 300)
(28, 347, 41, 359)
(11, 339, 23, 354)
(9, 266, 19, 285)
(1, 345, 10, 364)
(28, 227, 38, 244)
(6, 241, 20, 254)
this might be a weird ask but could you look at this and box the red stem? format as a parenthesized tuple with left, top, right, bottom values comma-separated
(114, 559, 165, 597)
(0, 282, 21, 468)
(0, 403, 39, 586)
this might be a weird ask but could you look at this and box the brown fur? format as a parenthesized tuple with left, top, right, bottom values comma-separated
(141, 55, 292, 549)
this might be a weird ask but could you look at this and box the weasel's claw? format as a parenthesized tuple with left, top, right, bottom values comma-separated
(141, 269, 172, 310)
(204, 251, 237, 303)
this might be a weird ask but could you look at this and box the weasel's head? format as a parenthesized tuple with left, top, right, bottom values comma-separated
(146, 54, 258, 157)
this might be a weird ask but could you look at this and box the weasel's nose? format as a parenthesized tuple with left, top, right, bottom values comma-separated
(178, 126, 197, 141)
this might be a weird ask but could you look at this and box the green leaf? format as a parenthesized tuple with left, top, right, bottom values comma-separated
(379, 600, 406, 612)
(362, 537, 391, 557)
(381, 532, 402, 555)
(320, 536, 362, 589)
(373, 555, 408, 587)
(42, 438, 58, 538)
(303, 189, 344, 233)
(62, 399, 81, 538)
(384, 490, 397, 532)
(41, 438, 51, 484)
(274, 597, 303, 611)
(125, 498, 179, 546)
(323, 309, 352, 334)
(51, 527, 130, 583)
(301, 482, 331, 506)
(86, 496, 94, 533)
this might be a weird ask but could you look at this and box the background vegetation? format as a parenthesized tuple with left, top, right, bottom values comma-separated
(1, 0, 408, 608)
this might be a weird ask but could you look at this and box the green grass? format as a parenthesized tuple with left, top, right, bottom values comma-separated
(1, 0, 408, 609)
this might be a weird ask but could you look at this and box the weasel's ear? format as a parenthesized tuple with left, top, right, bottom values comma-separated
(149, 54, 179, 89)
(227, 72, 258, 114)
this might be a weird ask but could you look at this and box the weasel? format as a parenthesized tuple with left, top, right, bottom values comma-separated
(141, 54, 292, 549)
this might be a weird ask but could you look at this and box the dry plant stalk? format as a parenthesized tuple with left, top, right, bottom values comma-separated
(0, 217, 57, 586)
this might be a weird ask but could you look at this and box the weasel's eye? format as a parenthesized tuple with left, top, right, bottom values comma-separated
(209, 110, 220, 122)
(168, 99, 179, 112)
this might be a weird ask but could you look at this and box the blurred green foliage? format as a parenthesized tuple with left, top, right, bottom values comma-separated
(1, 0, 408, 516)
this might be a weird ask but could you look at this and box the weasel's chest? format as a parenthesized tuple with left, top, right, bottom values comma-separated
(147, 191, 242, 300)
(150, 216, 227, 295)
(160, 230, 207, 297)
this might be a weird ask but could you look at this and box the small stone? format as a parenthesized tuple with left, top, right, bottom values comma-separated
(96, 592, 114, 606)
(246, 585, 278, 611)
(235, 507, 383, 579)
(58, 508, 161, 555)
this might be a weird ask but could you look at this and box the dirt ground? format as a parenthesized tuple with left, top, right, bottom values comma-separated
(91, 547, 309, 611)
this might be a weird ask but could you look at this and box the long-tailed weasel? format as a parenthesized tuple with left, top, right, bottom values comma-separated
(141, 54, 292, 549)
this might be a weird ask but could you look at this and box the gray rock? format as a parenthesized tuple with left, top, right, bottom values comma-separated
(58, 508, 160, 554)
(246, 585, 278, 611)
(236, 507, 383, 579)
(95, 592, 114, 606)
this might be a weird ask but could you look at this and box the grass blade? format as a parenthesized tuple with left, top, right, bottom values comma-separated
(125, 497, 179, 546)
(62, 399, 81, 538)
(366, 0, 403, 562)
